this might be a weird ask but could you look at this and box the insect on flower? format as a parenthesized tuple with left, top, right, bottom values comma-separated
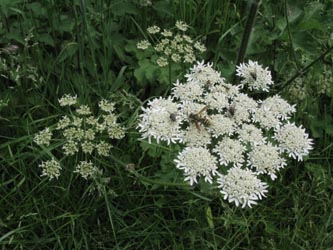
(169, 113, 178, 122)
(189, 106, 211, 131)
(249, 68, 257, 81)
(227, 104, 236, 117)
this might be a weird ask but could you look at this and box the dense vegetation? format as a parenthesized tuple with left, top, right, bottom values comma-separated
(1, 0, 332, 249)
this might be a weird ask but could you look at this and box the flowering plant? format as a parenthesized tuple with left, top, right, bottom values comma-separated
(137, 61, 313, 208)
(137, 21, 206, 67)
(34, 95, 125, 181)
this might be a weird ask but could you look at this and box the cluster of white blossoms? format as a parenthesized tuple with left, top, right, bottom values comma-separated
(236, 60, 274, 92)
(34, 95, 125, 180)
(138, 0, 152, 7)
(137, 21, 206, 67)
(137, 61, 313, 208)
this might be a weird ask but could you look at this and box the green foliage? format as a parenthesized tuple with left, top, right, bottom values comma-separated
(0, 0, 333, 249)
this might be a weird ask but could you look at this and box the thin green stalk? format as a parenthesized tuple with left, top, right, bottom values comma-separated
(109, 154, 190, 187)
(168, 62, 172, 86)
(277, 45, 333, 91)
(78, 0, 99, 82)
(284, 0, 300, 70)
(233, 0, 260, 84)
(103, 188, 119, 249)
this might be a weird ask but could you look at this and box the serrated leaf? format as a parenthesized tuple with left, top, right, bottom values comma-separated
(134, 59, 159, 84)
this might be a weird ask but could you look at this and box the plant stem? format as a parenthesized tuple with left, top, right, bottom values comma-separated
(277, 45, 333, 92)
(233, 0, 260, 84)
(284, 0, 300, 70)
(169, 62, 172, 86)
(109, 154, 189, 187)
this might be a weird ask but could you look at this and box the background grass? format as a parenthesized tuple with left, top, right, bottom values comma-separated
(1, 0, 333, 249)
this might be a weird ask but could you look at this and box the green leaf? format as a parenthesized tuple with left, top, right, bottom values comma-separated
(134, 58, 159, 85)
(111, 1, 138, 16)
(205, 206, 214, 229)
(276, 18, 287, 33)
(57, 42, 78, 63)
(140, 141, 163, 158)
(27, 2, 47, 17)
(36, 34, 55, 47)
(54, 14, 74, 33)
(286, 4, 302, 23)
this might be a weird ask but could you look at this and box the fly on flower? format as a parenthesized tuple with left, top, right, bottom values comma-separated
(249, 68, 257, 81)
(169, 112, 178, 122)
(226, 104, 236, 117)
(189, 106, 211, 131)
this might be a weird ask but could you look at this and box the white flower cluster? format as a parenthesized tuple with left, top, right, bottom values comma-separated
(137, 21, 206, 67)
(236, 60, 274, 92)
(138, 61, 313, 208)
(34, 95, 125, 180)
(138, 0, 152, 7)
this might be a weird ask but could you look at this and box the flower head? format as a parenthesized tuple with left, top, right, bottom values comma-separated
(74, 161, 97, 179)
(236, 60, 274, 92)
(137, 97, 183, 144)
(96, 141, 112, 156)
(237, 124, 265, 145)
(147, 25, 160, 34)
(175, 147, 218, 185)
(39, 159, 61, 180)
(185, 61, 223, 86)
(231, 94, 257, 124)
(183, 124, 211, 147)
(34, 127, 52, 146)
(58, 94, 77, 106)
(248, 143, 287, 180)
(81, 141, 94, 154)
(99, 99, 115, 113)
(172, 80, 203, 102)
(213, 137, 246, 167)
(259, 95, 296, 120)
(156, 57, 168, 67)
(175, 20, 188, 31)
(252, 106, 281, 130)
(76, 105, 92, 116)
(137, 40, 151, 50)
(204, 92, 229, 112)
(217, 167, 268, 208)
(208, 115, 235, 137)
(274, 122, 313, 161)
(194, 41, 206, 52)
(56, 116, 71, 130)
(161, 29, 173, 37)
